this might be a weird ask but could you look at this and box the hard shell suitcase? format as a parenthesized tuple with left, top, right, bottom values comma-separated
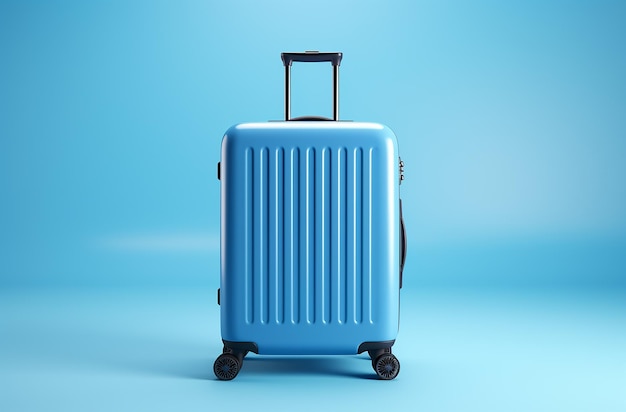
(214, 52, 407, 380)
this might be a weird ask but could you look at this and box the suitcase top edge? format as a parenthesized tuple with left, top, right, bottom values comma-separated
(228, 121, 391, 132)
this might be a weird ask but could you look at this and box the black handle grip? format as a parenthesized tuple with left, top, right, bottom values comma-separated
(400, 199, 407, 288)
(281, 51, 343, 67)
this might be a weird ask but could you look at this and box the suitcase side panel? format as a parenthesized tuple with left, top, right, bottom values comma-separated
(220, 122, 399, 354)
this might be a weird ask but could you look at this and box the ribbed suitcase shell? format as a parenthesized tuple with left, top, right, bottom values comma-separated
(220, 121, 400, 355)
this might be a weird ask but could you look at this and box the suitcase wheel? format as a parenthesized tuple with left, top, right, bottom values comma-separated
(373, 354, 400, 380)
(213, 353, 241, 381)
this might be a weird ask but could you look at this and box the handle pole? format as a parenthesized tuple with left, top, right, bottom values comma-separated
(333, 64, 339, 121)
(285, 65, 291, 121)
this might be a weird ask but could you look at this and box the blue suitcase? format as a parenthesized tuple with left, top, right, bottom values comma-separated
(214, 52, 407, 380)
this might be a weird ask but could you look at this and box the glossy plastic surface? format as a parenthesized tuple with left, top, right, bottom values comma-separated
(220, 121, 400, 354)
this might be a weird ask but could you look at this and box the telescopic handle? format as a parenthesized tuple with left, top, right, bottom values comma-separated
(281, 51, 342, 121)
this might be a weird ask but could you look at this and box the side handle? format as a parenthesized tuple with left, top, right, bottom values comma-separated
(400, 199, 407, 288)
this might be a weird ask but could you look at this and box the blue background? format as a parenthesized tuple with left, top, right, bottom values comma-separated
(1, 0, 625, 411)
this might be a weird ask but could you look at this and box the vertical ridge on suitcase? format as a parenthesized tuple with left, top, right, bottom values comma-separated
(270, 146, 287, 325)
(305, 146, 316, 324)
(288, 147, 300, 324)
(352, 147, 364, 325)
(336, 146, 347, 325)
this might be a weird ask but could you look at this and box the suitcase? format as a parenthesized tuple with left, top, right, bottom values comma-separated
(214, 51, 407, 380)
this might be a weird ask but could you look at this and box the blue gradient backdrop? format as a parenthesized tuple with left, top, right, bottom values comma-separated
(1, 1, 625, 411)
